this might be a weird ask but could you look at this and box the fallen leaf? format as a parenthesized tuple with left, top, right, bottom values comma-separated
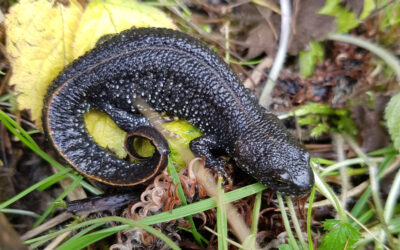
(84, 110, 127, 158)
(344, 0, 365, 17)
(244, 20, 277, 59)
(7, 0, 176, 159)
(288, 0, 336, 55)
(6, 0, 83, 129)
(73, 0, 175, 58)
(351, 95, 391, 152)
(162, 120, 202, 170)
(243, 0, 336, 58)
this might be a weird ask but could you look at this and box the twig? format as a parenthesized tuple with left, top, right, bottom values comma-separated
(243, 57, 273, 89)
(21, 212, 73, 241)
(223, 21, 230, 62)
(44, 232, 71, 250)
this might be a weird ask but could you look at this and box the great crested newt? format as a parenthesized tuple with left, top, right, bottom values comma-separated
(43, 28, 314, 196)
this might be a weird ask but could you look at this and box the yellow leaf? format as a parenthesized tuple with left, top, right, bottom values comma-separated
(75, 0, 175, 159)
(84, 110, 127, 158)
(72, 0, 176, 58)
(6, 0, 83, 128)
(162, 120, 202, 169)
(7, 0, 176, 159)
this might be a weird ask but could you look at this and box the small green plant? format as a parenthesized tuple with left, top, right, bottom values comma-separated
(299, 41, 324, 77)
(320, 219, 361, 250)
(318, 0, 375, 33)
(280, 103, 357, 137)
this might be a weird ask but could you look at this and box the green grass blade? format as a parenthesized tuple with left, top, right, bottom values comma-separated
(0, 208, 40, 218)
(250, 191, 262, 234)
(33, 176, 83, 227)
(0, 168, 71, 209)
(353, 209, 374, 228)
(143, 1, 177, 6)
(216, 179, 228, 250)
(307, 186, 316, 250)
(55, 217, 180, 250)
(167, 158, 205, 246)
(350, 153, 396, 218)
(60, 222, 104, 246)
(0, 110, 102, 195)
(139, 183, 266, 226)
(57, 227, 117, 250)
(312, 163, 347, 222)
(286, 196, 307, 249)
(27, 183, 266, 247)
(37, 173, 73, 191)
(229, 58, 263, 65)
(367, 145, 396, 156)
(311, 157, 336, 165)
(0, 109, 39, 150)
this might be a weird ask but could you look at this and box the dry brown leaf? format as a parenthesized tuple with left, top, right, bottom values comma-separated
(242, 0, 336, 58)
(244, 20, 278, 59)
(288, 0, 336, 55)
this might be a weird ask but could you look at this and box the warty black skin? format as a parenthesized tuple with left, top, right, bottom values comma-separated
(43, 28, 314, 196)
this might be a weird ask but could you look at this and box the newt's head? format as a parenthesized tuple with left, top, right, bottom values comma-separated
(233, 114, 314, 197)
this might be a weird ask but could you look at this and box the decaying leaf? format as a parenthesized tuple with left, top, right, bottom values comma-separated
(6, 0, 176, 159)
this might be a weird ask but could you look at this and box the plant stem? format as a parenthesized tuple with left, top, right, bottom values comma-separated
(333, 134, 349, 210)
(250, 191, 262, 234)
(380, 168, 400, 245)
(307, 186, 316, 250)
(277, 193, 299, 250)
(259, 0, 291, 107)
(286, 196, 307, 249)
(344, 136, 395, 248)
(310, 162, 347, 222)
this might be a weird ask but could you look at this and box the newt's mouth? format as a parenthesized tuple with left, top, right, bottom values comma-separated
(265, 169, 315, 197)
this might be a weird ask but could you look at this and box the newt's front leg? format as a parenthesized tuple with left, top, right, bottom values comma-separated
(189, 134, 231, 179)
